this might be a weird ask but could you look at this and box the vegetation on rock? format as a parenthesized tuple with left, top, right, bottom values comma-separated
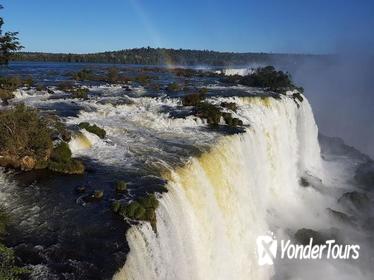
(0, 104, 52, 170)
(112, 193, 159, 231)
(48, 142, 85, 174)
(221, 66, 303, 94)
(115, 180, 127, 193)
(78, 122, 106, 139)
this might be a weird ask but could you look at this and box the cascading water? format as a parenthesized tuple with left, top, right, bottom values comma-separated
(114, 96, 328, 280)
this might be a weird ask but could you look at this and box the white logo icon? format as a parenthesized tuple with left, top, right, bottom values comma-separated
(256, 234, 277, 265)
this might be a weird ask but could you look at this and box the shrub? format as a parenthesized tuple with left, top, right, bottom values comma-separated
(221, 66, 298, 94)
(50, 142, 71, 163)
(182, 92, 205, 106)
(107, 67, 119, 83)
(166, 82, 181, 92)
(48, 142, 84, 174)
(0, 104, 52, 169)
(116, 193, 159, 231)
(57, 81, 75, 92)
(70, 87, 89, 99)
(195, 102, 222, 125)
(221, 102, 237, 112)
(72, 69, 93, 81)
(0, 76, 22, 104)
(78, 122, 106, 139)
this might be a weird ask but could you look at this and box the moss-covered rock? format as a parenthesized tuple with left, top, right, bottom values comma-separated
(221, 102, 238, 112)
(182, 92, 205, 106)
(115, 194, 159, 232)
(195, 102, 222, 126)
(115, 181, 127, 193)
(70, 87, 89, 99)
(48, 142, 85, 174)
(78, 122, 106, 139)
(92, 190, 104, 200)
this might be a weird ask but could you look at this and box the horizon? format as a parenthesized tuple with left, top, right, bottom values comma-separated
(16, 46, 332, 56)
(2, 0, 373, 54)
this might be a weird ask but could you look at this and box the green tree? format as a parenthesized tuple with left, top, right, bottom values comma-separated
(0, 5, 23, 65)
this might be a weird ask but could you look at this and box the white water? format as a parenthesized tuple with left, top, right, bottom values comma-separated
(113, 96, 351, 280)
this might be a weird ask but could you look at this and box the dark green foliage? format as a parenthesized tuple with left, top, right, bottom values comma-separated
(0, 76, 21, 104)
(50, 142, 71, 163)
(0, 5, 23, 65)
(48, 142, 84, 174)
(116, 181, 127, 193)
(221, 102, 237, 112)
(48, 158, 84, 174)
(195, 102, 222, 125)
(222, 66, 298, 94)
(111, 200, 121, 213)
(182, 92, 205, 106)
(78, 122, 106, 139)
(0, 243, 30, 279)
(12, 47, 326, 67)
(115, 193, 159, 231)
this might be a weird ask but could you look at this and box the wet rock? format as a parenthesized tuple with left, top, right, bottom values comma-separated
(92, 190, 104, 200)
(294, 228, 327, 245)
(115, 180, 127, 193)
(75, 186, 86, 194)
(299, 177, 310, 187)
(327, 208, 355, 225)
(338, 191, 370, 210)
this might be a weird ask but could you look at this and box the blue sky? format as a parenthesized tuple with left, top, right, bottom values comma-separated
(1, 0, 373, 54)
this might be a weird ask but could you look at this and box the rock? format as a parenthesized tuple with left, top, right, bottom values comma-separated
(111, 201, 121, 213)
(294, 228, 327, 245)
(299, 177, 310, 187)
(327, 208, 355, 225)
(338, 191, 370, 210)
(92, 190, 104, 200)
(75, 186, 86, 194)
(19, 156, 37, 171)
(115, 181, 127, 193)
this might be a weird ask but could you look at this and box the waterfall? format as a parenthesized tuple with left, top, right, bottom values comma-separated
(113, 95, 323, 280)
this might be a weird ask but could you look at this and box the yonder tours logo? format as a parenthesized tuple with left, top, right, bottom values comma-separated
(256, 233, 360, 265)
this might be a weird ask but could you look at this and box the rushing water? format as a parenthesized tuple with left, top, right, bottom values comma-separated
(0, 62, 373, 279)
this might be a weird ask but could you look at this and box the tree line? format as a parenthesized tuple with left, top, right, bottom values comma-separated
(12, 47, 323, 66)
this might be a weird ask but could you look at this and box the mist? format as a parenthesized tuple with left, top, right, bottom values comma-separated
(284, 53, 374, 158)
